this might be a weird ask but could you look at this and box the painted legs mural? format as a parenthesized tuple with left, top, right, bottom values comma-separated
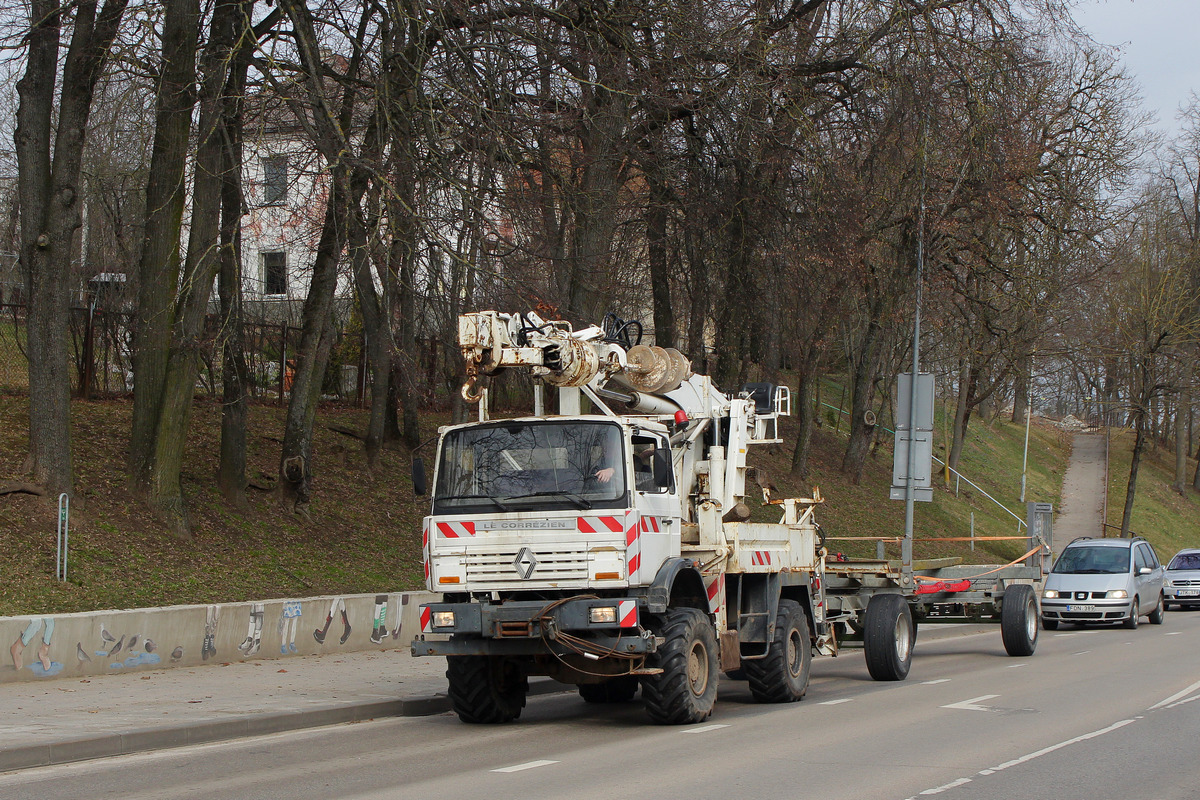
(238, 603, 265, 657)
(314, 597, 351, 645)
(202, 605, 219, 661)
(278, 601, 302, 654)
(9, 618, 60, 676)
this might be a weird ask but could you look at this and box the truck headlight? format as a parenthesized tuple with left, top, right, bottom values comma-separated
(1108, 590, 1128, 599)
(589, 606, 617, 624)
(433, 611, 456, 628)
(1042, 590, 1058, 599)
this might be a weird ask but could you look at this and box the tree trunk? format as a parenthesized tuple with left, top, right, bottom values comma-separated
(789, 344, 823, 478)
(841, 296, 887, 483)
(646, 171, 676, 348)
(278, 171, 347, 510)
(148, 0, 242, 535)
(1174, 384, 1189, 494)
(348, 207, 389, 468)
(1121, 414, 1147, 536)
(215, 0, 255, 509)
(16, 0, 128, 498)
(129, 0, 200, 487)
(948, 359, 972, 471)
(1011, 355, 1029, 424)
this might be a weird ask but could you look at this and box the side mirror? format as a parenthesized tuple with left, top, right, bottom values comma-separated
(1138, 566, 1152, 576)
(412, 457, 427, 496)
(653, 450, 672, 488)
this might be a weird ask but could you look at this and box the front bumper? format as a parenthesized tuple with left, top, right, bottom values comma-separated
(1041, 599, 1133, 623)
(411, 596, 656, 658)
(1166, 589, 1200, 606)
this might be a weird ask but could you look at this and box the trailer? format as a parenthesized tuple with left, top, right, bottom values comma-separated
(410, 310, 1049, 724)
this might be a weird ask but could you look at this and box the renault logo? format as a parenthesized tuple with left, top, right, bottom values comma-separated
(513, 547, 538, 579)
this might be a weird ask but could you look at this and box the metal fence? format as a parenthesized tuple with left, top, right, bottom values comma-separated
(0, 303, 369, 405)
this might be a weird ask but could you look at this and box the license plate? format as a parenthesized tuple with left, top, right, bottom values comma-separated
(1068, 604, 1095, 612)
(1178, 590, 1198, 597)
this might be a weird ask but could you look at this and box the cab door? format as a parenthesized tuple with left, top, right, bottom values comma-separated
(629, 432, 680, 580)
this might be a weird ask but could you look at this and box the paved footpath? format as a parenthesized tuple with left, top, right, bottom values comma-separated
(1053, 432, 1108, 552)
(0, 647, 478, 772)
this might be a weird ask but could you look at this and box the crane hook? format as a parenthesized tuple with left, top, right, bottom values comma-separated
(462, 375, 482, 404)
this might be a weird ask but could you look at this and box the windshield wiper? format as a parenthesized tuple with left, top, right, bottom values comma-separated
(439, 493, 510, 512)
(503, 490, 593, 510)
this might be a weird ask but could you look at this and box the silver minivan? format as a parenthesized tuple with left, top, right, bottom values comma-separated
(1040, 537, 1166, 630)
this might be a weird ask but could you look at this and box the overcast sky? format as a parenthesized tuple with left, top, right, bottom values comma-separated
(1071, 0, 1200, 132)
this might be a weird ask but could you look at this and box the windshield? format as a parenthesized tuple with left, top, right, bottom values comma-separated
(1168, 553, 1200, 570)
(1052, 545, 1131, 575)
(433, 420, 627, 514)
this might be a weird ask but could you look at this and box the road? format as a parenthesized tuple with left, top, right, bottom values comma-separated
(5, 612, 1199, 800)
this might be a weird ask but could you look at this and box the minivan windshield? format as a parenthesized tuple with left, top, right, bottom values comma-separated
(1168, 553, 1200, 570)
(1052, 545, 1131, 575)
(433, 420, 627, 515)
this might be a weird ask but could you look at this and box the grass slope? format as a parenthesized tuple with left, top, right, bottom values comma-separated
(1104, 428, 1200, 561)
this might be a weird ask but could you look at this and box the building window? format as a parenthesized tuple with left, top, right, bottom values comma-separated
(262, 155, 287, 204)
(263, 251, 287, 296)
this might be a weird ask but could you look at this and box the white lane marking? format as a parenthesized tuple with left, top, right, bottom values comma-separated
(1166, 695, 1200, 710)
(941, 694, 999, 712)
(1053, 633, 1077, 637)
(1151, 678, 1200, 710)
(904, 718, 1137, 799)
(1006, 663, 1027, 669)
(492, 760, 559, 773)
(1073, 650, 1091, 656)
(681, 724, 730, 734)
(1166, 631, 1182, 636)
(976, 717, 1137, 775)
(921, 679, 951, 685)
(910, 777, 973, 797)
(819, 698, 853, 705)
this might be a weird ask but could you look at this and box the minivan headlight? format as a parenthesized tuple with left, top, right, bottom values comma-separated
(1108, 589, 1128, 599)
(1042, 589, 1059, 599)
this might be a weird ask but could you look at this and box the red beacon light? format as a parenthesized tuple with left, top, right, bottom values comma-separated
(673, 409, 689, 426)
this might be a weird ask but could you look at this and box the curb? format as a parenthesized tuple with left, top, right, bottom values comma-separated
(0, 679, 568, 773)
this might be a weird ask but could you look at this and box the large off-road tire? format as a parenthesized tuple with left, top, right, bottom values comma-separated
(641, 607, 719, 724)
(863, 593, 914, 681)
(578, 675, 640, 703)
(744, 599, 812, 703)
(1149, 593, 1166, 625)
(1123, 598, 1140, 630)
(1001, 584, 1039, 657)
(446, 655, 528, 723)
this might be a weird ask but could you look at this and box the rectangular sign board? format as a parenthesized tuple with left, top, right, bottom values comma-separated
(892, 372, 935, 502)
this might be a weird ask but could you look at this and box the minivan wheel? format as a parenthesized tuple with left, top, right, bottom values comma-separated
(1123, 598, 1140, 630)
(1149, 594, 1165, 625)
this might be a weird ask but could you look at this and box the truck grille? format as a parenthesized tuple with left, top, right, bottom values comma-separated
(463, 548, 590, 587)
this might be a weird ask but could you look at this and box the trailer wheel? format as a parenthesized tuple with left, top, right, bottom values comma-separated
(863, 594, 914, 681)
(446, 655, 528, 723)
(744, 599, 811, 703)
(578, 675, 640, 703)
(641, 607, 719, 724)
(1001, 584, 1039, 656)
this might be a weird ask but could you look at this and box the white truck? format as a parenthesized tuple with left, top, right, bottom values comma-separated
(411, 310, 1045, 724)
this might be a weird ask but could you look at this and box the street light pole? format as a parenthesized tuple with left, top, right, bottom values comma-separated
(1019, 367, 1033, 503)
(903, 109, 929, 569)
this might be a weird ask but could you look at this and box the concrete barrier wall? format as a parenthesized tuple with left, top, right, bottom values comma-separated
(1, 592, 438, 684)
